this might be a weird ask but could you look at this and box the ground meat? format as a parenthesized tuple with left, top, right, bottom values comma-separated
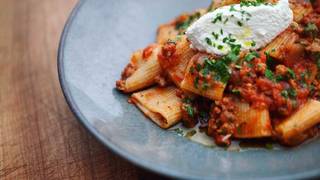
(158, 41, 178, 69)
(208, 97, 237, 146)
(142, 45, 155, 59)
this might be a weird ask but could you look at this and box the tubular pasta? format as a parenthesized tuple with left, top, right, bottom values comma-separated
(161, 36, 196, 87)
(157, 24, 179, 45)
(116, 45, 162, 93)
(234, 102, 272, 138)
(289, 0, 313, 22)
(276, 100, 320, 146)
(131, 86, 182, 129)
(180, 53, 226, 101)
(262, 29, 299, 60)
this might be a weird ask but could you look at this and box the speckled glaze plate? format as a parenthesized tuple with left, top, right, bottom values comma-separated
(58, 0, 320, 179)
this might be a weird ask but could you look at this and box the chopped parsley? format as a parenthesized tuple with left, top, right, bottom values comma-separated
(287, 88, 297, 98)
(194, 76, 200, 88)
(281, 90, 289, 98)
(230, 5, 237, 11)
(205, 37, 213, 46)
(182, 97, 193, 104)
(265, 51, 276, 69)
(201, 66, 210, 76)
(196, 63, 202, 71)
(173, 128, 184, 136)
(201, 58, 232, 84)
(225, 51, 239, 62)
(202, 81, 210, 90)
(212, 13, 223, 23)
(287, 68, 296, 79)
(185, 104, 194, 117)
(281, 88, 297, 99)
(237, 21, 243, 27)
(275, 75, 284, 82)
(223, 37, 228, 43)
(223, 18, 229, 24)
(244, 51, 260, 62)
(231, 89, 241, 95)
(251, 40, 256, 47)
(265, 69, 275, 81)
(240, 0, 269, 7)
(189, 66, 195, 74)
(199, 110, 209, 119)
(212, 32, 219, 40)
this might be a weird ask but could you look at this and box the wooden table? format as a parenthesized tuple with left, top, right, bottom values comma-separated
(0, 1, 165, 179)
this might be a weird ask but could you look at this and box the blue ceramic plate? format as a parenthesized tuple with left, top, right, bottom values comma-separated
(58, 0, 320, 179)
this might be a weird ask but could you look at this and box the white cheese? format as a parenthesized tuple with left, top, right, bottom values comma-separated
(186, 0, 293, 55)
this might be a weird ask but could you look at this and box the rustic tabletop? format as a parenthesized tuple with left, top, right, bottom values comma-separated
(0, 1, 166, 179)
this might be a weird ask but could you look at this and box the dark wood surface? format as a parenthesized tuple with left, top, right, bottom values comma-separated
(0, 1, 165, 179)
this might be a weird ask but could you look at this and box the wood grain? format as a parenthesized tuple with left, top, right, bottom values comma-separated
(0, 0, 165, 179)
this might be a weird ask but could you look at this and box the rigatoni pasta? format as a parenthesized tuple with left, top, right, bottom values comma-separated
(131, 86, 182, 129)
(290, 0, 313, 22)
(180, 53, 226, 101)
(116, 45, 162, 93)
(234, 102, 272, 138)
(158, 36, 196, 87)
(262, 29, 299, 60)
(276, 100, 320, 146)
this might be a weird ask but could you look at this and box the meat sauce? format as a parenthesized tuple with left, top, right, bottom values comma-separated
(154, 5, 320, 146)
(176, 20, 320, 146)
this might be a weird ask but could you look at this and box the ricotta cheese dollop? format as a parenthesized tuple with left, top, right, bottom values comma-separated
(186, 0, 293, 55)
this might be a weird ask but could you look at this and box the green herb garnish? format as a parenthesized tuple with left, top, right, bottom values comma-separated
(212, 32, 219, 40)
(244, 51, 260, 62)
(281, 88, 297, 99)
(230, 5, 237, 11)
(287, 88, 297, 98)
(196, 63, 202, 71)
(212, 13, 223, 23)
(265, 69, 275, 81)
(206, 37, 213, 46)
(173, 128, 184, 136)
(232, 89, 241, 95)
(185, 104, 194, 117)
(287, 68, 296, 79)
(189, 66, 195, 74)
(281, 90, 289, 99)
(194, 77, 200, 88)
(251, 40, 256, 47)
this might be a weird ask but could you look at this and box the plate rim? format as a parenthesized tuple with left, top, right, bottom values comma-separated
(57, 0, 320, 179)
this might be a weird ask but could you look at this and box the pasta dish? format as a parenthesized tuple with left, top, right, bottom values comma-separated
(116, 0, 320, 147)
